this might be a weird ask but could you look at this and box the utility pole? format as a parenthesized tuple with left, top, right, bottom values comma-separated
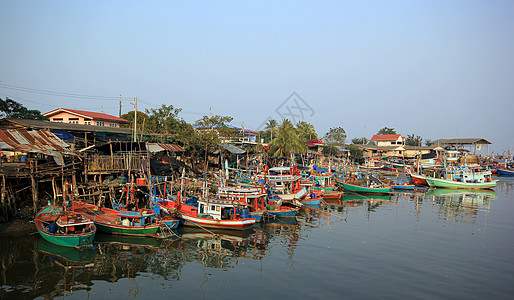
(120, 96, 138, 142)
(134, 97, 137, 142)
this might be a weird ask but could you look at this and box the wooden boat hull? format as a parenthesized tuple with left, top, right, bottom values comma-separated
(72, 202, 161, 236)
(35, 205, 96, 247)
(497, 169, 514, 176)
(322, 191, 344, 199)
(266, 206, 299, 217)
(424, 176, 498, 189)
(157, 218, 180, 229)
(391, 185, 429, 192)
(410, 174, 429, 186)
(180, 214, 256, 230)
(339, 181, 391, 194)
(93, 222, 161, 236)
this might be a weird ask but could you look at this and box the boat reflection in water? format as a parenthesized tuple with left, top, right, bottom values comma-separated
(33, 238, 97, 298)
(321, 193, 394, 214)
(36, 238, 96, 266)
(177, 227, 268, 268)
(423, 188, 496, 223)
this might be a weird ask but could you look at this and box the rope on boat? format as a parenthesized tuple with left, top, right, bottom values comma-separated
(183, 215, 219, 237)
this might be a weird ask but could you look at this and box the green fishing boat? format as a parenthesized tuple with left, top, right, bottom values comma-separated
(72, 201, 161, 236)
(424, 176, 497, 189)
(337, 180, 392, 194)
(35, 205, 96, 247)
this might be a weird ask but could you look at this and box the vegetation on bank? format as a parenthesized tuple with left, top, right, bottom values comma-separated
(0, 98, 435, 161)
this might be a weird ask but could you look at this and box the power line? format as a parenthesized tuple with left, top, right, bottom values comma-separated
(0, 83, 122, 100)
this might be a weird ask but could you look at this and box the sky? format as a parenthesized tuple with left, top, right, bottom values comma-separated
(0, 0, 513, 153)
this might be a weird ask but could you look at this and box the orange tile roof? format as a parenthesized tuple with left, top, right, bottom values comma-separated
(370, 134, 404, 141)
(44, 108, 129, 123)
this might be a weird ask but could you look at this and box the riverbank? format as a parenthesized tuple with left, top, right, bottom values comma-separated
(0, 219, 36, 237)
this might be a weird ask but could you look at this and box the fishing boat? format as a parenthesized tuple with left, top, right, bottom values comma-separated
(263, 195, 300, 217)
(335, 178, 392, 194)
(424, 165, 497, 189)
(424, 176, 497, 189)
(391, 183, 429, 192)
(497, 168, 514, 176)
(176, 197, 256, 230)
(72, 201, 161, 236)
(216, 185, 268, 222)
(35, 205, 96, 247)
(409, 173, 429, 186)
(338, 181, 392, 194)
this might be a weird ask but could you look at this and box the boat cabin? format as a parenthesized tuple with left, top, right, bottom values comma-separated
(197, 198, 250, 221)
(116, 209, 157, 227)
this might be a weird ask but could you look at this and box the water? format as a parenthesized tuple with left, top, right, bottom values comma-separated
(1, 177, 514, 299)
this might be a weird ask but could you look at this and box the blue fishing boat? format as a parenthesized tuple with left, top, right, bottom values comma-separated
(497, 168, 514, 176)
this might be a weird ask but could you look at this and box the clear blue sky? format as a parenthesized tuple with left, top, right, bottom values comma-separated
(1, 0, 512, 153)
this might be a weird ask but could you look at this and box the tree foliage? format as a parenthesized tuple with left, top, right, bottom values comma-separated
(346, 144, 363, 159)
(264, 119, 278, 142)
(271, 119, 304, 157)
(377, 127, 397, 135)
(0, 97, 46, 120)
(296, 121, 317, 144)
(351, 137, 370, 145)
(405, 134, 423, 146)
(324, 127, 346, 145)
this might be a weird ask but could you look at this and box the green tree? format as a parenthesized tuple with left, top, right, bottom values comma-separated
(296, 121, 317, 144)
(271, 119, 303, 157)
(377, 127, 397, 135)
(351, 137, 369, 145)
(324, 127, 346, 145)
(264, 119, 278, 142)
(0, 97, 46, 120)
(322, 143, 340, 156)
(346, 144, 363, 159)
(194, 114, 234, 171)
(425, 138, 432, 147)
(405, 134, 423, 146)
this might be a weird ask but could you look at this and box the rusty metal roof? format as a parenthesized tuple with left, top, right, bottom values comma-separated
(146, 142, 184, 153)
(0, 129, 71, 155)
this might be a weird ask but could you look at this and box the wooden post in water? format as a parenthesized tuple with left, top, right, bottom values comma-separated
(30, 174, 38, 213)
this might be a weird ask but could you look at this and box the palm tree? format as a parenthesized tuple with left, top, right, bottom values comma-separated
(271, 119, 303, 157)
(296, 121, 317, 143)
(264, 119, 278, 142)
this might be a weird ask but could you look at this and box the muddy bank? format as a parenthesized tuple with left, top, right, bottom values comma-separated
(0, 219, 36, 237)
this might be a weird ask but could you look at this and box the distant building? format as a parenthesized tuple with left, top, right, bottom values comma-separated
(43, 108, 129, 128)
(370, 134, 405, 147)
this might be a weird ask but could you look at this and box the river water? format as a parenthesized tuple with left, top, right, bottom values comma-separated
(1, 177, 514, 299)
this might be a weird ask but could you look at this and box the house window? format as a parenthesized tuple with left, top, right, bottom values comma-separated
(69, 117, 79, 124)
(110, 123, 118, 128)
(53, 118, 63, 122)
(84, 121, 91, 125)
(96, 121, 105, 126)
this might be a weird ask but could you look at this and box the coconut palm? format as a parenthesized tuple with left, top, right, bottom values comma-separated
(264, 119, 278, 142)
(296, 121, 317, 144)
(271, 119, 304, 157)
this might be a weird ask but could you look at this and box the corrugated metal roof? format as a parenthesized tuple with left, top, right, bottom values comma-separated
(0, 129, 71, 155)
(432, 138, 492, 145)
(146, 142, 184, 153)
(0, 118, 134, 134)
